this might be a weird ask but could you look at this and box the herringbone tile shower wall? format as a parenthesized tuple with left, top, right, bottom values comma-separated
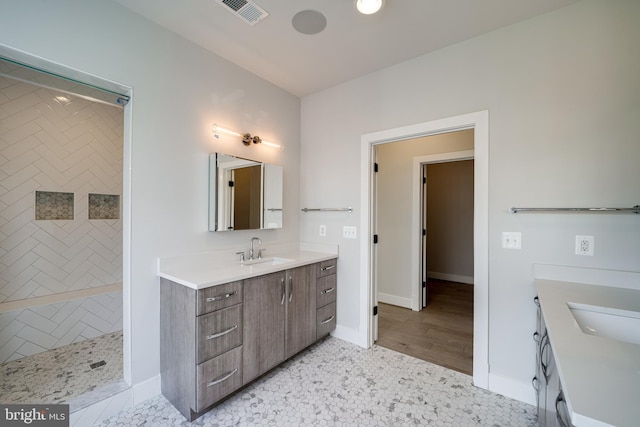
(0, 75, 123, 362)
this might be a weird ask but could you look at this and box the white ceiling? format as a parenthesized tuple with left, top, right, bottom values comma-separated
(113, 0, 581, 97)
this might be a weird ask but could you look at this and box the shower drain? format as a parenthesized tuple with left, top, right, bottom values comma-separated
(90, 360, 107, 369)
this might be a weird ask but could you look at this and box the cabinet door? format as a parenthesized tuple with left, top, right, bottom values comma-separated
(285, 265, 316, 359)
(243, 271, 286, 384)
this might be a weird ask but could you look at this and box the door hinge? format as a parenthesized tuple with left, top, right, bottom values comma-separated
(374, 163, 379, 173)
(423, 176, 426, 184)
(422, 229, 426, 236)
(228, 180, 234, 187)
(373, 305, 378, 316)
(373, 234, 379, 244)
(422, 281, 426, 289)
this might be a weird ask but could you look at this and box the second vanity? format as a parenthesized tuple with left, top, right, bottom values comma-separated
(534, 268, 640, 427)
(158, 247, 337, 421)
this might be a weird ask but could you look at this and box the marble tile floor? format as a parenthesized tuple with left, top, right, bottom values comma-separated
(99, 337, 536, 426)
(0, 330, 125, 412)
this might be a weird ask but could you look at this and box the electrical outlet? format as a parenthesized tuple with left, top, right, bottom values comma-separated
(502, 232, 522, 249)
(575, 235, 594, 256)
(343, 226, 357, 239)
(319, 224, 326, 237)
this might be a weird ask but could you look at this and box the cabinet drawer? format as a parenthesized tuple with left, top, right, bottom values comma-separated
(196, 346, 242, 412)
(316, 259, 337, 278)
(197, 281, 243, 315)
(316, 302, 336, 339)
(316, 275, 337, 308)
(197, 304, 243, 364)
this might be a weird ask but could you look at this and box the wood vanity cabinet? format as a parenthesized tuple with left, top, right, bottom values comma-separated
(160, 279, 244, 421)
(161, 257, 337, 421)
(243, 265, 317, 383)
(316, 259, 337, 338)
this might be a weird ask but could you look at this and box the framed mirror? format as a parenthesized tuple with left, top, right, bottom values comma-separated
(209, 153, 283, 231)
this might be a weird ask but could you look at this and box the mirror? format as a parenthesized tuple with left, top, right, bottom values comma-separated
(209, 153, 283, 231)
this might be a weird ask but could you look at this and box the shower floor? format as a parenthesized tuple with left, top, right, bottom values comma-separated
(0, 330, 124, 410)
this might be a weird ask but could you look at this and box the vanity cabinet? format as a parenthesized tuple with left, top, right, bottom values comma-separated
(243, 265, 316, 383)
(161, 257, 337, 421)
(160, 279, 244, 421)
(534, 296, 573, 427)
(316, 259, 337, 338)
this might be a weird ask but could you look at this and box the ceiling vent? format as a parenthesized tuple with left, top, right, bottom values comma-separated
(216, 0, 269, 26)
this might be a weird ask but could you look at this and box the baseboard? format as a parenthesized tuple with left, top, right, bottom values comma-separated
(132, 374, 161, 406)
(377, 292, 412, 308)
(331, 324, 365, 348)
(428, 271, 474, 285)
(488, 373, 536, 406)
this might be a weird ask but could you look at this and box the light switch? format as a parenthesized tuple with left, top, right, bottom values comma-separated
(502, 232, 522, 249)
(343, 226, 357, 239)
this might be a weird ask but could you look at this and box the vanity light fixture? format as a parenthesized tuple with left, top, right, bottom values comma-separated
(355, 0, 385, 15)
(212, 124, 283, 150)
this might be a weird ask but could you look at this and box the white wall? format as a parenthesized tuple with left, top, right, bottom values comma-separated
(0, 0, 300, 388)
(300, 0, 640, 401)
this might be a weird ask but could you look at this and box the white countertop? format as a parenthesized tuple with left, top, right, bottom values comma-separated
(535, 279, 640, 427)
(158, 249, 337, 290)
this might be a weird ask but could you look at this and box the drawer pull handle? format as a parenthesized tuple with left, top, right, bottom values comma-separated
(206, 291, 237, 302)
(321, 265, 335, 272)
(206, 368, 238, 387)
(320, 287, 335, 295)
(320, 315, 335, 325)
(206, 324, 238, 340)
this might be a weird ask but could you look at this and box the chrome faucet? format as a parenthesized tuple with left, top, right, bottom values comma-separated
(249, 237, 262, 260)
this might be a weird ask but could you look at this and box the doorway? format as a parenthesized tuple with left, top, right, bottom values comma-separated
(373, 135, 474, 375)
(359, 110, 489, 389)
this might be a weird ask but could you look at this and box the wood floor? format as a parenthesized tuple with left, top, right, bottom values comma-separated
(375, 279, 474, 375)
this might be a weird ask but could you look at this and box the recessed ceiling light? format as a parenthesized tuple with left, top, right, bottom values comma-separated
(355, 0, 385, 15)
(292, 10, 327, 35)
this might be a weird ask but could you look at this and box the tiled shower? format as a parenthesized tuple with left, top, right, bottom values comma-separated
(0, 70, 124, 404)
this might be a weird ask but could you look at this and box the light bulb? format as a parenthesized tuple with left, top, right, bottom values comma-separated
(355, 0, 385, 15)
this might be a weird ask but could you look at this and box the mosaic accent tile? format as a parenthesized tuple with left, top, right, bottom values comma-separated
(89, 194, 120, 220)
(98, 337, 536, 426)
(0, 331, 123, 407)
(35, 191, 74, 220)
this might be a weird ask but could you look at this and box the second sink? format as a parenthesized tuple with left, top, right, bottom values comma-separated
(567, 302, 640, 345)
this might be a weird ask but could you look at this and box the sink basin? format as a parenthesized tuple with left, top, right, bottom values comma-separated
(567, 302, 640, 345)
(242, 256, 294, 266)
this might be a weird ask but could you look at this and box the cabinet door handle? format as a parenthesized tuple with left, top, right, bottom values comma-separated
(540, 334, 550, 380)
(533, 331, 539, 343)
(206, 291, 237, 302)
(288, 276, 293, 303)
(320, 315, 335, 325)
(206, 324, 238, 340)
(321, 265, 335, 272)
(280, 278, 285, 305)
(555, 391, 570, 427)
(320, 287, 335, 295)
(206, 368, 238, 387)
